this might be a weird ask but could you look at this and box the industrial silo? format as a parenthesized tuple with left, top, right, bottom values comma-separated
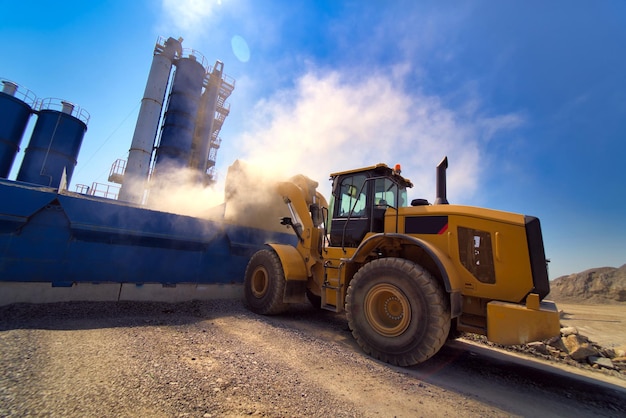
(16, 99, 89, 188)
(0, 79, 36, 178)
(152, 52, 206, 177)
(117, 36, 182, 204)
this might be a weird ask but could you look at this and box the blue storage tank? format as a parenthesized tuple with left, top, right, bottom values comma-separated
(0, 80, 36, 179)
(153, 53, 206, 174)
(16, 99, 88, 188)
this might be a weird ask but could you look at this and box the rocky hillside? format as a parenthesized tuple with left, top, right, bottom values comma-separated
(548, 264, 626, 304)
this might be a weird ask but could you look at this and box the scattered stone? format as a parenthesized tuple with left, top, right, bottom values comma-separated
(473, 264, 626, 376)
(545, 345, 562, 358)
(547, 336, 567, 352)
(613, 357, 626, 371)
(527, 342, 549, 356)
(588, 356, 616, 370)
(599, 347, 616, 359)
(560, 326, 578, 337)
(545, 335, 560, 345)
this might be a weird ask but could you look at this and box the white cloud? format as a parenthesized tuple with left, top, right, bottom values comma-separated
(232, 68, 524, 204)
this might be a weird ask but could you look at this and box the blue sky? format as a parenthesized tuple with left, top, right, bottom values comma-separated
(1, 0, 624, 278)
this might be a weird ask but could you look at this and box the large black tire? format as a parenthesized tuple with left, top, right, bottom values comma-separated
(244, 249, 288, 315)
(346, 258, 450, 366)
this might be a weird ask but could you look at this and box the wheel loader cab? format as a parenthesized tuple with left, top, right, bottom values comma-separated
(328, 164, 412, 247)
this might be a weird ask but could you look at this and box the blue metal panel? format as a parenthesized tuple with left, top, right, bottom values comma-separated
(59, 194, 224, 246)
(0, 179, 57, 233)
(0, 92, 33, 178)
(0, 181, 297, 286)
(0, 202, 71, 284)
(16, 110, 87, 188)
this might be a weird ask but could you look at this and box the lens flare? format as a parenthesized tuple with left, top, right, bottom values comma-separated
(231, 35, 250, 63)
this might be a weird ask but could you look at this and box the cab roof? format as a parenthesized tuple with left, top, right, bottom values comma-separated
(329, 163, 413, 188)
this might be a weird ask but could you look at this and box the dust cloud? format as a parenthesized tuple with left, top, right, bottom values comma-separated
(142, 160, 292, 234)
(138, 68, 524, 222)
(221, 160, 293, 232)
(235, 69, 524, 204)
(143, 165, 226, 219)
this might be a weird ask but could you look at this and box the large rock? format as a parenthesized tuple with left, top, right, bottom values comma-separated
(548, 264, 626, 304)
(562, 334, 599, 361)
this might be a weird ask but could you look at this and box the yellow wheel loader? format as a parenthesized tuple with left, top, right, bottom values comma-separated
(244, 157, 560, 366)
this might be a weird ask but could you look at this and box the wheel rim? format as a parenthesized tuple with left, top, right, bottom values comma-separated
(364, 283, 411, 337)
(251, 266, 269, 298)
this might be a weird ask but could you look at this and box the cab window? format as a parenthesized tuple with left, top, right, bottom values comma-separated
(374, 178, 396, 207)
(336, 174, 367, 217)
(373, 178, 408, 208)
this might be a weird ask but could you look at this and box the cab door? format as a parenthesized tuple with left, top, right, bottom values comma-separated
(329, 173, 369, 247)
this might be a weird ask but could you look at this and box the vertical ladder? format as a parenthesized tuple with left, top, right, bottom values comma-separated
(321, 260, 344, 312)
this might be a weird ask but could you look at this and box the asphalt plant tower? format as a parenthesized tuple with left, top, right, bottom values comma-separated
(116, 37, 235, 205)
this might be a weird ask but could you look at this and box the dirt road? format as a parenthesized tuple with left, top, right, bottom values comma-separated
(557, 303, 626, 349)
(1, 300, 625, 417)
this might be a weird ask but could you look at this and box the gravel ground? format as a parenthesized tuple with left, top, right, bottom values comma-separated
(0, 299, 509, 418)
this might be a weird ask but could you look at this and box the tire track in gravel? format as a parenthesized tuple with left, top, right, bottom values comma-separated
(209, 314, 507, 417)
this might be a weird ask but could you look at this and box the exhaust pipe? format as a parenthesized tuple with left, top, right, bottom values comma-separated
(434, 156, 449, 205)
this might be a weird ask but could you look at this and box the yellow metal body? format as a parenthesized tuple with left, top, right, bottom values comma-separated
(269, 244, 308, 281)
(487, 296, 560, 345)
(392, 205, 535, 302)
(270, 166, 559, 346)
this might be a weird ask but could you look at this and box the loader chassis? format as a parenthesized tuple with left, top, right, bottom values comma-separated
(244, 159, 560, 366)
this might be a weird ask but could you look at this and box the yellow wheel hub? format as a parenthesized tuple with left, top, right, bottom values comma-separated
(364, 283, 411, 337)
(251, 266, 269, 298)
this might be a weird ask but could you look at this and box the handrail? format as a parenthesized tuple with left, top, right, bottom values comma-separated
(36, 97, 90, 125)
(0, 78, 37, 107)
